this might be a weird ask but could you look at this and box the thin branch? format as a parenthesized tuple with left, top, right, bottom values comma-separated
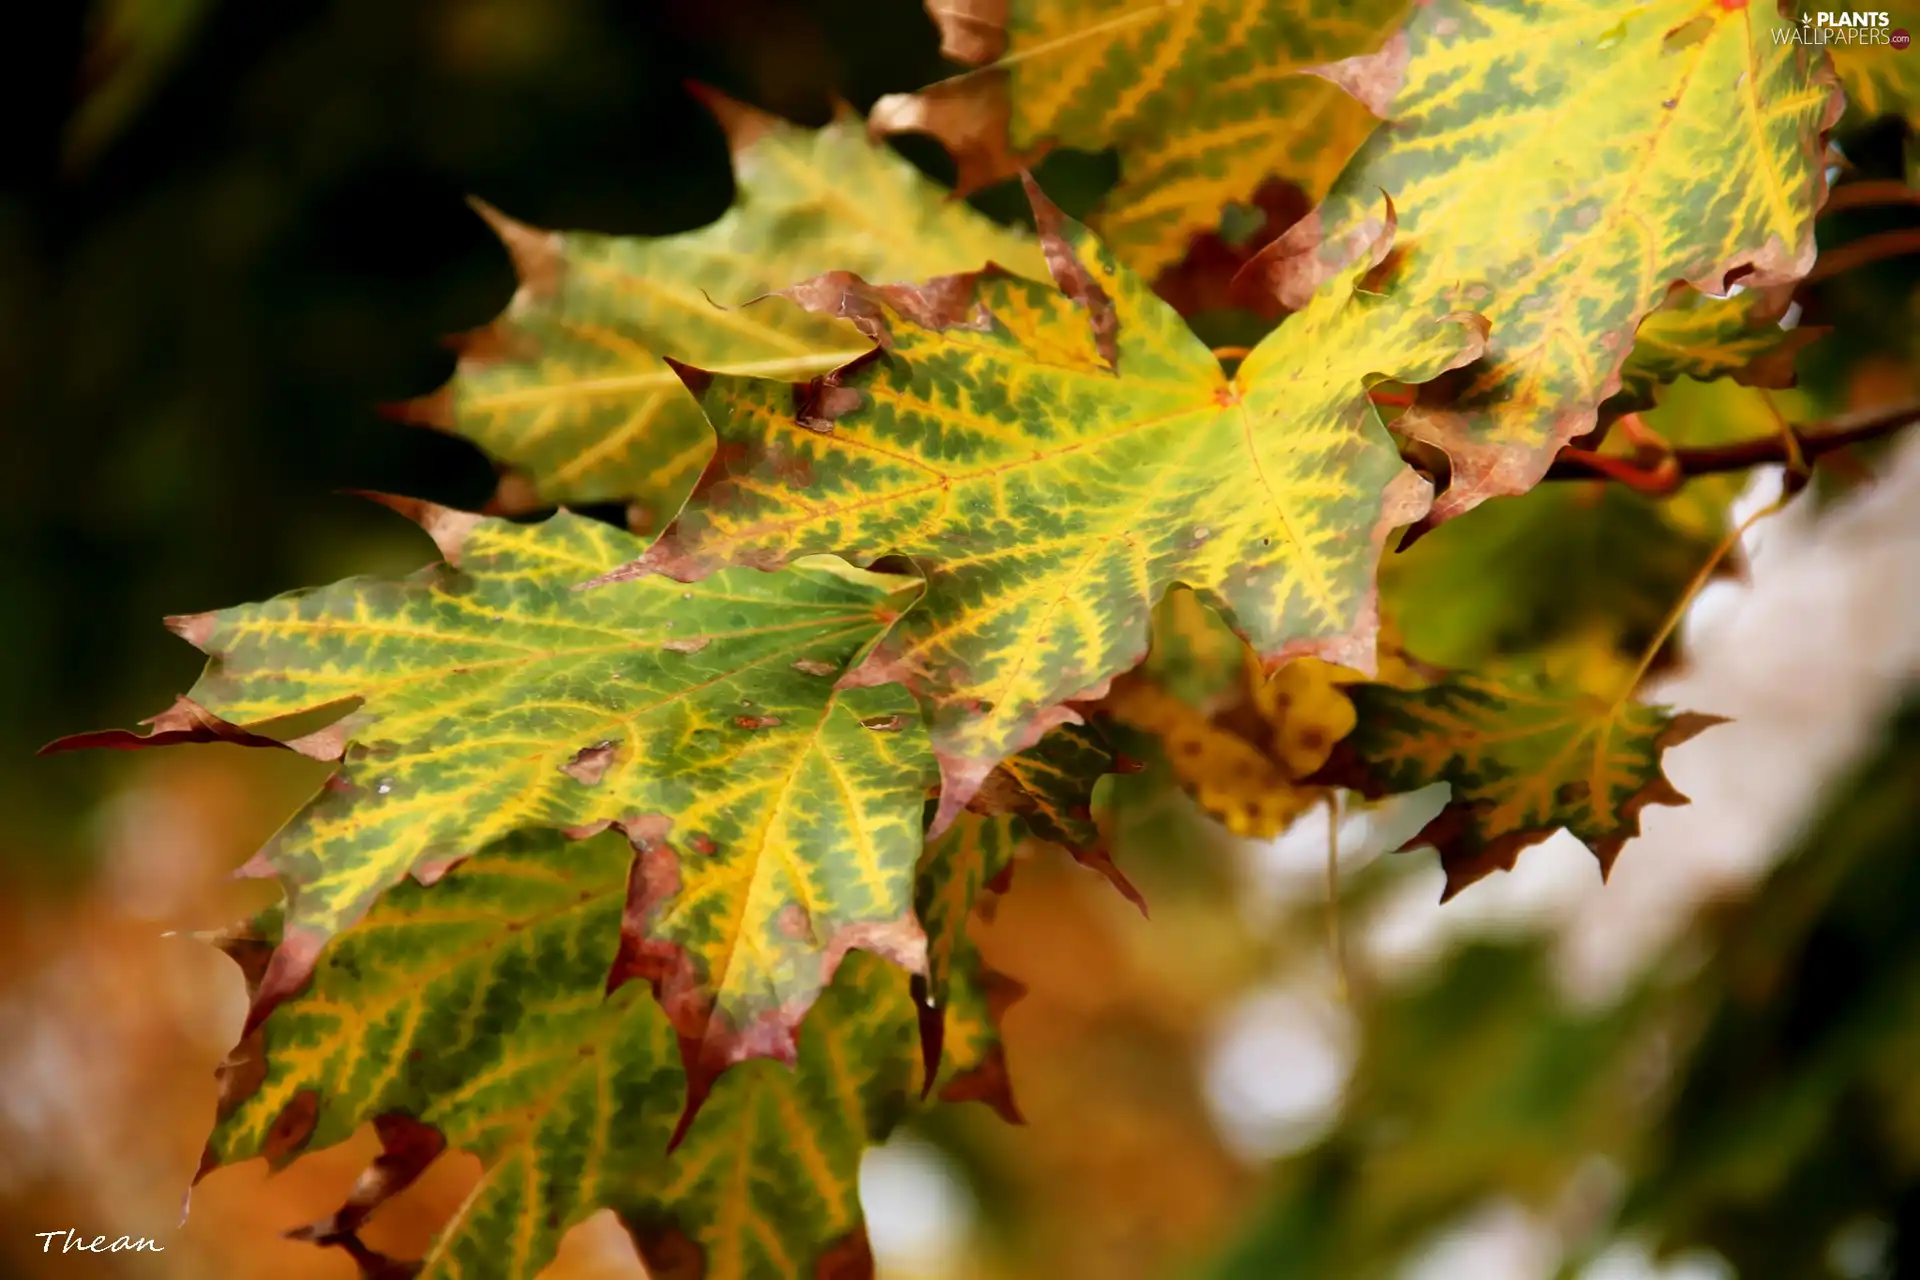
(1616, 490, 1794, 701)
(1805, 228, 1920, 283)
(1544, 400, 1920, 489)
(1821, 180, 1920, 216)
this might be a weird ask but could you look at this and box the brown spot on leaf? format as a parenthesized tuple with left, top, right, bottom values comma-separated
(735, 714, 784, 730)
(663, 635, 712, 654)
(560, 740, 618, 786)
(606, 819, 684, 1000)
(262, 1089, 321, 1170)
(776, 902, 814, 941)
(794, 378, 866, 433)
(792, 658, 838, 677)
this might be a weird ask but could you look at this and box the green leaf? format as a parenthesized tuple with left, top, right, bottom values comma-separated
(1253, 0, 1840, 523)
(600, 184, 1485, 833)
(1614, 287, 1823, 411)
(968, 721, 1112, 852)
(870, 0, 1412, 278)
(132, 501, 938, 1083)
(918, 720, 1126, 1003)
(1325, 664, 1722, 899)
(208, 828, 1010, 1280)
(402, 92, 1046, 526)
(917, 812, 1023, 1006)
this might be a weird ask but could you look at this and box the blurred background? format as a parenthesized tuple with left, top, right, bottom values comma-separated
(3, 2, 1918, 1277)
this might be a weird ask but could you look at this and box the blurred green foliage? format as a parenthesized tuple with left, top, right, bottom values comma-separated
(1210, 698, 1920, 1280)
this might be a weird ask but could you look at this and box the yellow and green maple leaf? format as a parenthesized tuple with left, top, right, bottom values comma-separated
(206, 828, 1011, 1280)
(1613, 286, 1823, 411)
(1323, 664, 1722, 899)
(1254, 0, 1840, 523)
(598, 185, 1485, 833)
(76, 503, 939, 1087)
(405, 90, 1045, 526)
(870, 0, 1412, 278)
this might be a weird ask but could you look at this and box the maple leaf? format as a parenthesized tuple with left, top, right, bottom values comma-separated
(204, 829, 1014, 1280)
(1105, 673, 1319, 839)
(59, 501, 936, 1095)
(920, 721, 1132, 1015)
(1612, 286, 1824, 412)
(870, 0, 1413, 278)
(397, 88, 1045, 527)
(1320, 665, 1723, 900)
(1250, 0, 1842, 523)
(917, 813, 1024, 1009)
(597, 182, 1486, 836)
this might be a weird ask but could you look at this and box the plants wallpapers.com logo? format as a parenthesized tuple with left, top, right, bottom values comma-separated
(1776, 10, 1911, 47)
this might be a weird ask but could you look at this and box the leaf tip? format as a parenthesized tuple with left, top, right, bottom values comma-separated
(467, 196, 563, 299)
(165, 610, 220, 650)
(683, 79, 780, 154)
(348, 492, 485, 566)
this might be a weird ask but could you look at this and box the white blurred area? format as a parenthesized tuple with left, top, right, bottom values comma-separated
(860, 1137, 978, 1280)
(858, 429, 1920, 1276)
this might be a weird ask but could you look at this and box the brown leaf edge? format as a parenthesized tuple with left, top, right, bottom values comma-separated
(202, 928, 1018, 1280)
(1242, 22, 1846, 526)
(579, 177, 1128, 840)
(598, 811, 930, 1151)
(866, 0, 1040, 197)
(380, 82, 807, 521)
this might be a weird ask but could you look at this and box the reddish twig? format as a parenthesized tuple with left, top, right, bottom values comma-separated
(1821, 180, 1920, 216)
(1544, 400, 1920, 488)
(1806, 228, 1920, 283)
